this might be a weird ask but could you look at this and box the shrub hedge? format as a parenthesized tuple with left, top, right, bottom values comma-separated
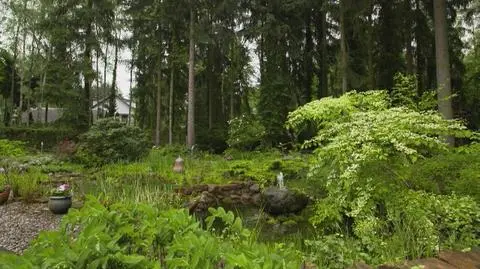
(0, 127, 78, 150)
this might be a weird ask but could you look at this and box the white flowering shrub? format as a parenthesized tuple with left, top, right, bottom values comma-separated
(287, 90, 479, 261)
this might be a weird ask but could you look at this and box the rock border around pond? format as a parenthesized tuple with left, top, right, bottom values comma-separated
(176, 182, 310, 215)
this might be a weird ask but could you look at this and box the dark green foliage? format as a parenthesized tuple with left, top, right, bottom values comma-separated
(376, 0, 404, 90)
(462, 36, 480, 130)
(406, 144, 480, 201)
(258, 82, 293, 145)
(391, 73, 437, 111)
(0, 48, 20, 126)
(0, 127, 77, 150)
(75, 118, 150, 166)
(196, 127, 228, 153)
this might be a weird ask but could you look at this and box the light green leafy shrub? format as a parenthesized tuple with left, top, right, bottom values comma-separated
(75, 118, 150, 166)
(305, 234, 365, 269)
(227, 114, 266, 150)
(0, 139, 27, 157)
(0, 196, 304, 268)
(286, 90, 390, 134)
(287, 90, 479, 263)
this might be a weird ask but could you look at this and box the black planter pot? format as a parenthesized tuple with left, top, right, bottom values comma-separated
(48, 196, 72, 214)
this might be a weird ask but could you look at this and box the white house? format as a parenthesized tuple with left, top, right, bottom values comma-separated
(20, 96, 134, 124)
(92, 96, 135, 124)
(20, 107, 64, 124)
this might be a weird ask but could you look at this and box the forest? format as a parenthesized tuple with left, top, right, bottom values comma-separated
(0, 0, 479, 268)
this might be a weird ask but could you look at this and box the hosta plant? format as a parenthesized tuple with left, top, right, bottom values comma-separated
(0, 196, 305, 268)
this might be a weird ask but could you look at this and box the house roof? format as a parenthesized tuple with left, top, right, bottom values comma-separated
(92, 95, 132, 107)
(92, 95, 135, 109)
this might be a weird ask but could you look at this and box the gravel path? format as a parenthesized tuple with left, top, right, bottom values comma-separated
(0, 202, 62, 254)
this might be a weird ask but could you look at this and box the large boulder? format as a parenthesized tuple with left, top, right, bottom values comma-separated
(262, 187, 308, 215)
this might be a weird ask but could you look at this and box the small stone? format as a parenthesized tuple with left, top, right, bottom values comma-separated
(0, 202, 62, 254)
(208, 184, 217, 193)
(241, 193, 251, 204)
(252, 194, 262, 205)
(301, 262, 319, 269)
(198, 192, 211, 203)
(222, 197, 233, 204)
(197, 185, 209, 192)
(249, 184, 260, 193)
(220, 184, 243, 191)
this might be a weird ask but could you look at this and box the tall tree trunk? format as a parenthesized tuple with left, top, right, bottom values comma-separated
(128, 47, 134, 126)
(168, 66, 173, 144)
(207, 46, 213, 130)
(208, 82, 213, 129)
(220, 73, 225, 118)
(367, 0, 375, 90)
(303, 8, 313, 103)
(415, 0, 425, 94)
(404, 0, 414, 74)
(95, 38, 100, 120)
(40, 53, 48, 124)
(155, 68, 162, 146)
(26, 37, 35, 127)
(405, 39, 414, 75)
(84, 0, 93, 127)
(187, 4, 196, 147)
(315, 0, 328, 98)
(156, 25, 164, 146)
(103, 44, 109, 103)
(340, 0, 348, 94)
(9, 24, 20, 126)
(44, 103, 48, 124)
(19, 7, 28, 124)
(109, 33, 119, 117)
(433, 0, 454, 145)
(229, 88, 234, 120)
(242, 90, 251, 115)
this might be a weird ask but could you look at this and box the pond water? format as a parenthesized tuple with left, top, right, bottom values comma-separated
(72, 176, 314, 244)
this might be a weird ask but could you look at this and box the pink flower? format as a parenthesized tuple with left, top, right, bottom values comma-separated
(58, 184, 70, 192)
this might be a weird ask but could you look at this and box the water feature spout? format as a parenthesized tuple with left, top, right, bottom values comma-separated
(277, 172, 285, 189)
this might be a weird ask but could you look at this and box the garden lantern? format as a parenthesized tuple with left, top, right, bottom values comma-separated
(173, 156, 184, 173)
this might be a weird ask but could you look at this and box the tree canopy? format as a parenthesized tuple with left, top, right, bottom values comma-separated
(0, 0, 478, 148)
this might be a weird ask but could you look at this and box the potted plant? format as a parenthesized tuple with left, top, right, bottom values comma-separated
(48, 184, 72, 214)
(0, 184, 11, 205)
